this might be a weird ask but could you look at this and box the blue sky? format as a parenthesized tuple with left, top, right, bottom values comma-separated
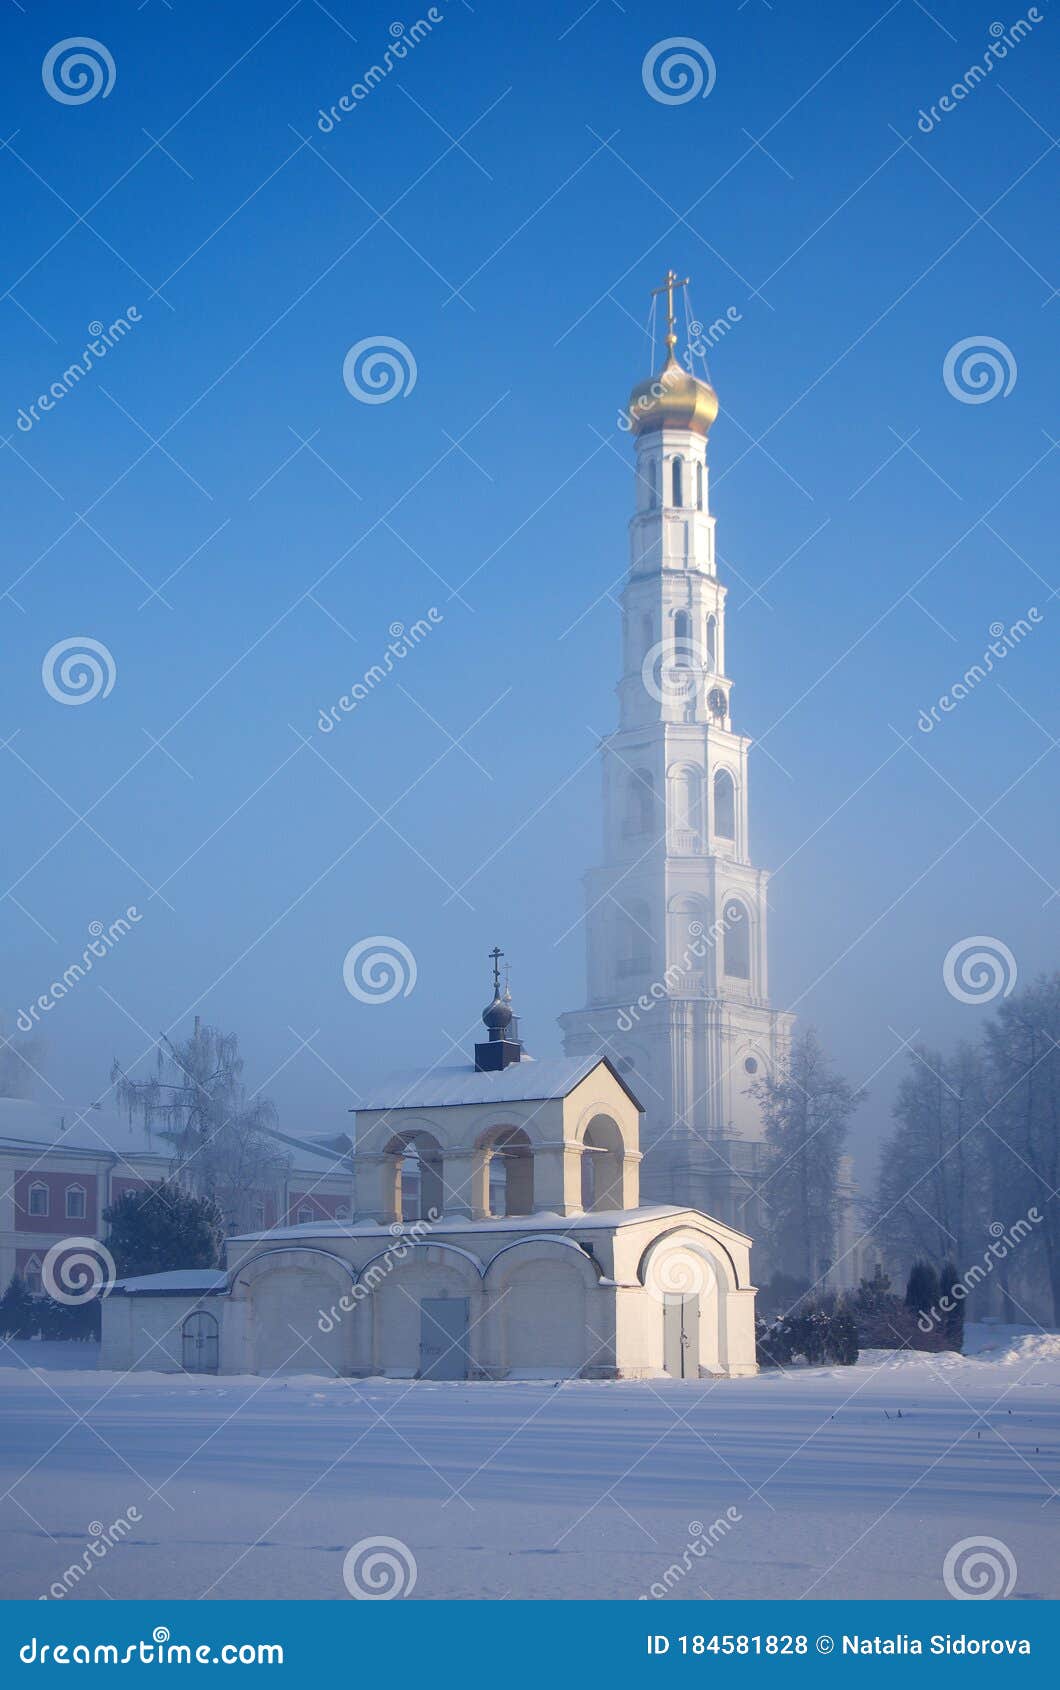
(1, 0, 1057, 1182)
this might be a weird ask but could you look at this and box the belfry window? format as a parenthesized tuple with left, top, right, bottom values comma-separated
(706, 615, 717, 672)
(713, 769, 736, 840)
(647, 458, 657, 509)
(673, 610, 693, 666)
(625, 769, 655, 835)
(723, 901, 751, 979)
(696, 461, 704, 510)
(671, 456, 684, 508)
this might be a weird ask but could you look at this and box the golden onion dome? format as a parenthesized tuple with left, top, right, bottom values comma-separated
(627, 351, 719, 438)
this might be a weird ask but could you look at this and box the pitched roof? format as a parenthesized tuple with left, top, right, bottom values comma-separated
(349, 1054, 642, 1114)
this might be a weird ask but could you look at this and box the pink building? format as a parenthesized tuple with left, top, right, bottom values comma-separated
(0, 1098, 352, 1294)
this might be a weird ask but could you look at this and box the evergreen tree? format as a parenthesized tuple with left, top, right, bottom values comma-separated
(751, 1030, 864, 1287)
(905, 1259, 940, 1322)
(937, 1258, 965, 1352)
(0, 1273, 39, 1339)
(103, 1181, 225, 1279)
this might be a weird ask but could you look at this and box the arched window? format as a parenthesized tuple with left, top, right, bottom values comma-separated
(713, 768, 736, 840)
(24, 1256, 43, 1297)
(581, 1115, 626, 1212)
(65, 1184, 86, 1220)
(723, 901, 751, 980)
(296, 1205, 314, 1226)
(674, 767, 702, 839)
(696, 461, 704, 510)
(673, 609, 693, 666)
(706, 615, 717, 672)
(27, 1182, 48, 1217)
(625, 770, 655, 835)
(617, 899, 652, 977)
(671, 456, 684, 507)
(640, 612, 653, 657)
(253, 1200, 266, 1229)
(385, 1131, 444, 1222)
(647, 457, 657, 508)
(335, 1204, 350, 1223)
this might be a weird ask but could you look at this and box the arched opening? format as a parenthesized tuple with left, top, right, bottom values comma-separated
(580, 1114, 626, 1211)
(65, 1184, 86, 1220)
(383, 1130, 444, 1222)
(476, 1125, 534, 1217)
(182, 1310, 219, 1374)
(723, 900, 751, 980)
(673, 609, 693, 666)
(640, 612, 653, 659)
(617, 898, 652, 979)
(706, 614, 717, 671)
(671, 456, 684, 507)
(713, 768, 736, 840)
(696, 460, 704, 510)
(27, 1182, 48, 1217)
(643, 456, 657, 510)
(23, 1255, 42, 1297)
(624, 769, 655, 835)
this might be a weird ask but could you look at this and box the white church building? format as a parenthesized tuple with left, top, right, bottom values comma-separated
(101, 958, 758, 1381)
(561, 272, 793, 1234)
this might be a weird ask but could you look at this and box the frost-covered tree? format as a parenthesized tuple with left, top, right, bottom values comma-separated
(0, 1020, 45, 1099)
(111, 1018, 289, 1234)
(874, 1042, 986, 1272)
(751, 1031, 864, 1287)
(104, 1181, 225, 1278)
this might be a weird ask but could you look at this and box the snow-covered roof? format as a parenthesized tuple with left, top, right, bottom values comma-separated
(0, 1097, 347, 1179)
(109, 1269, 227, 1296)
(229, 1205, 698, 1243)
(0, 1097, 166, 1158)
(350, 1054, 641, 1113)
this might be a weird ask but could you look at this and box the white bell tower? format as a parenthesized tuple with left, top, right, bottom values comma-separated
(560, 272, 793, 1231)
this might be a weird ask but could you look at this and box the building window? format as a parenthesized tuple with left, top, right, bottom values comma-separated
(24, 1256, 43, 1296)
(647, 457, 657, 508)
(253, 1202, 266, 1229)
(671, 456, 684, 507)
(335, 1204, 350, 1223)
(713, 768, 736, 839)
(673, 609, 693, 665)
(706, 614, 717, 672)
(27, 1182, 49, 1217)
(696, 461, 704, 510)
(724, 902, 751, 979)
(65, 1185, 86, 1220)
(296, 1206, 314, 1226)
(625, 770, 655, 836)
(744, 1056, 759, 1075)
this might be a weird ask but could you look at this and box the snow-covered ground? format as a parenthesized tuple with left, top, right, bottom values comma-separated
(1, 1326, 1057, 1601)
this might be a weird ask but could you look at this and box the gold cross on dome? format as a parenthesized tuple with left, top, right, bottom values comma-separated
(650, 268, 690, 351)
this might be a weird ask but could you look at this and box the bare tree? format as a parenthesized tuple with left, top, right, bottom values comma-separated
(112, 1017, 289, 1234)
